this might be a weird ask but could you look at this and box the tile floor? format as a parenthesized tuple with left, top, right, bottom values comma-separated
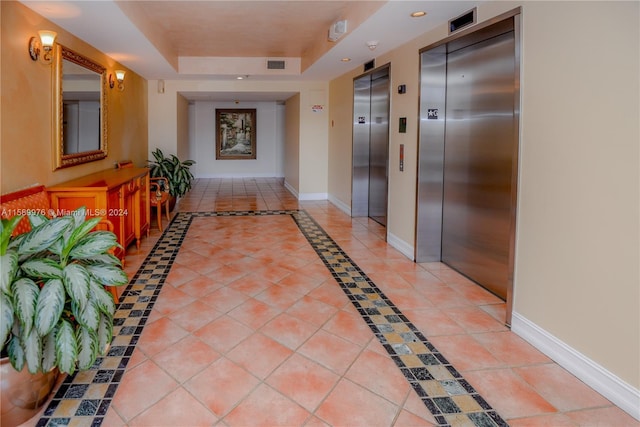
(28, 178, 638, 426)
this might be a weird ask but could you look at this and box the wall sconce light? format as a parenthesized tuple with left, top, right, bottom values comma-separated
(109, 70, 126, 91)
(28, 30, 57, 64)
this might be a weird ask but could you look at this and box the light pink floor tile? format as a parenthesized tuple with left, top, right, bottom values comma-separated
(227, 298, 282, 329)
(151, 335, 220, 383)
(224, 384, 311, 427)
(286, 295, 339, 327)
(463, 368, 557, 419)
(184, 357, 260, 417)
(261, 313, 319, 350)
(514, 364, 613, 411)
(129, 387, 218, 426)
(298, 329, 363, 375)
(135, 317, 190, 357)
(345, 349, 410, 405)
(266, 353, 340, 412)
(227, 333, 292, 379)
(111, 359, 179, 421)
(428, 334, 503, 372)
(193, 315, 254, 353)
(315, 379, 399, 426)
(322, 309, 373, 347)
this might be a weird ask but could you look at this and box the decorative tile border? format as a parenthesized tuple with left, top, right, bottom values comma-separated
(290, 211, 508, 427)
(36, 210, 507, 427)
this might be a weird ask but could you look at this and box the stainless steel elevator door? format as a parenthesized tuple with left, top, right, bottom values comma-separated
(352, 68, 390, 226)
(352, 76, 372, 218)
(368, 74, 390, 226)
(441, 31, 516, 299)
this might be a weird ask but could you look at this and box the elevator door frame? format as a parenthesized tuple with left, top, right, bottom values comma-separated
(352, 64, 391, 227)
(415, 9, 521, 326)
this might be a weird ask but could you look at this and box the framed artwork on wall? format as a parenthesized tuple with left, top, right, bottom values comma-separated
(215, 108, 257, 160)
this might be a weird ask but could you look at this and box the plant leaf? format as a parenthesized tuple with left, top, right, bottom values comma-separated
(55, 319, 78, 375)
(23, 326, 42, 373)
(97, 313, 113, 355)
(63, 215, 103, 259)
(86, 264, 129, 286)
(66, 206, 87, 230)
(78, 299, 100, 330)
(89, 279, 116, 316)
(12, 277, 39, 337)
(20, 258, 63, 279)
(83, 253, 122, 267)
(7, 232, 27, 251)
(0, 250, 18, 295)
(20, 216, 73, 256)
(41, 326, 58, 372)
(76, 326, 98, 370)
(35, 278, 65, 337)
(63, 264, 90, 310)
(68, 231, 118, 259)
(0, 216, 23, 256)
(27, 213, 48, 229)
(0, 292, 14, 351)
(7, 334, 25, 372)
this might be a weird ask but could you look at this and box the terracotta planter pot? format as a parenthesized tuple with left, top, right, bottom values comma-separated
(1, 357, 59, 426)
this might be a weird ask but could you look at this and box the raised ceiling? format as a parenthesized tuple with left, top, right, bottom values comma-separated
(21, 0, 482, 82)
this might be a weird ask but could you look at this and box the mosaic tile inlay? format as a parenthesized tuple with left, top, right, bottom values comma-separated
(37, 210, 507, 427)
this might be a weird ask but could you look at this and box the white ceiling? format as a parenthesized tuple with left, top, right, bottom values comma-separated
(21, 0, 482, 101)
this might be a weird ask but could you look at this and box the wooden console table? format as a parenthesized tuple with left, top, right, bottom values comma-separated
(47, 167, 150, 261)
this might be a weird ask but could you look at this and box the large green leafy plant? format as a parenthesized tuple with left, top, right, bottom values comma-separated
(148, 148, 196, 198)
(0, 207, 128, 375)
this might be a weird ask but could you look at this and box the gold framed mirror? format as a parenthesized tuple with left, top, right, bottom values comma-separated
(53, 44, 108, 169)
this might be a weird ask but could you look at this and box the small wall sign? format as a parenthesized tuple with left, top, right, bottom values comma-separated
(427, 108, 439, 119)
(358, 116, 366, 124)
(399, 117, 407, 133)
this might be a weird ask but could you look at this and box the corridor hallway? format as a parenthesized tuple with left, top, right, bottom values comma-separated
(33, 178, 637, 426)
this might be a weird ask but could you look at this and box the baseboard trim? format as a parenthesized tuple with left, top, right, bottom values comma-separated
(511, 312, 640, 421)
(283, 180, 298, 199)
(387, 232, 415, 261)
(328, 195, 351, 216)
(298, 192, 328, 201)
(196, 173, 284, 178)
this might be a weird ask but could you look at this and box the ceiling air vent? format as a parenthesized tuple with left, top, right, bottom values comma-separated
(267, 60, 286, 70)
(449, 8, 476, 34)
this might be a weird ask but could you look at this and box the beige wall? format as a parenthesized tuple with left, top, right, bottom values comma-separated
(327, 75, 353, 208)
(514, 0, 638, 388)
(327, 0, 639, 395)
(284, 93, 300, 193)
(0, 1, 148, 194)
(298, 87, 329, 196)
(176, 93, 190, 161)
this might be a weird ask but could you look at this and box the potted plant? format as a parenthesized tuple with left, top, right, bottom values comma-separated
(0, 207, 128, 425)
(147, 148, 196, 201)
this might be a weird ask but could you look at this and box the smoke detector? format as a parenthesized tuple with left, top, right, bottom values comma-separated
(366, 40, 379, 51)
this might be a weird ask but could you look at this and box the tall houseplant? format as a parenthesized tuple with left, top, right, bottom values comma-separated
(0, 207, 128, 376)
(147, 148, 196, 198)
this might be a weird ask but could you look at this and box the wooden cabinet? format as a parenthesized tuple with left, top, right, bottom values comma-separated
(47, 168, 150, 261)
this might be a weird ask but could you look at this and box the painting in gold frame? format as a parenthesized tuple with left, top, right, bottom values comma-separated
(215, 109, 256, 160)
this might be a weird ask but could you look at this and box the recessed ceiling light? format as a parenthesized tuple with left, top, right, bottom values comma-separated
(411, 11, 427, 18)
(236, 76, 244, 80)
(341, 57, 351, 62)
